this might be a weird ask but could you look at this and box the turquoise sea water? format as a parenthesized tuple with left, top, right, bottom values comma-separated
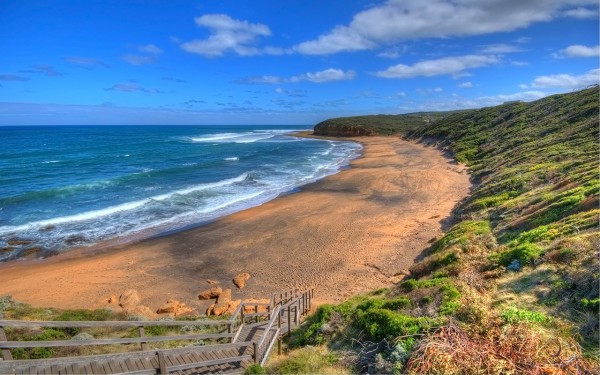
(0, 125, 362, 260)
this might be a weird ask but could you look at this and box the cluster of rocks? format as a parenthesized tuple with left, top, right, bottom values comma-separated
(107, 289, 195, 319)
(1, 239, 45, 261)
(198, 272, 252, 317)
(104, 272, 256, 319)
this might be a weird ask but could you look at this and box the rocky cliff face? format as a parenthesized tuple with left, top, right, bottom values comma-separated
(313, 122, 377, 137)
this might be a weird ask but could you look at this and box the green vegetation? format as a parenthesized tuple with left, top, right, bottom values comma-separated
(270, 86, 599, 374)
(313, 112, 456, 136)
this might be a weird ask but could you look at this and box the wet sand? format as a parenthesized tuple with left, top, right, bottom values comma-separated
(0, 136, 471, 313)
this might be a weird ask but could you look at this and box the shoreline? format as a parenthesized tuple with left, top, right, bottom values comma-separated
(0, 135, 470, 314)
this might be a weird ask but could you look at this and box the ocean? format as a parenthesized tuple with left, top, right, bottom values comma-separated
(0, 125, 362, 261)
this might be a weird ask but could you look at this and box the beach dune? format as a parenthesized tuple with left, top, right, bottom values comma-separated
(0, 136, 470, 313)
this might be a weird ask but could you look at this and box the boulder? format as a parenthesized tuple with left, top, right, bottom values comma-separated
(119, 289, 141, 309)
(21, 247, 42, 259)
(206, 289, 234, 316)
(7, 239, 32, 246)
(198, 286, 222, 300)
(156, 299, 195, 316)
(232, 272, 251, 289)
(207, 299, 241, 317)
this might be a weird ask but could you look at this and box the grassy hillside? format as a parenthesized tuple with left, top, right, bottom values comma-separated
(313, 112, 455, 136)
(271, 86, 599, 374)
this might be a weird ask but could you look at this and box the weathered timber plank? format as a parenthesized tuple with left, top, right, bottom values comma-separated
(124, 357, 136, 372)
(90, 361, 102, 374)
(165, 355, 252, 373)
(1, 333, 234, 348)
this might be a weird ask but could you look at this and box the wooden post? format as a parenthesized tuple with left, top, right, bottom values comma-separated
(287, 305, 291, 335)
(277, 312, 282, 355)
(138, 326, 148, 351)
(228, 321, 233, 343)
(294, 304, 298, 325)
(158, 351, 168, 374)
(302, 292, 306, 314)
(253, 342, 259, 364)
(0, 313, 13, 360)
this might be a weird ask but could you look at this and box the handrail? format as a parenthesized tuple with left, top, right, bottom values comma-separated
(0, 289, 314, 373)
(0, 318, 230, 328)
(263, 327, 281, 366)
(0, 332, 234, 349)
(256, 305, 281, 350)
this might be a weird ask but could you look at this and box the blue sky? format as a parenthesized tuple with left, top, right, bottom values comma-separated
(0, 0, 598, 125)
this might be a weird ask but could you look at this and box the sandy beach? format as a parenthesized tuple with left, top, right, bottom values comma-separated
(0, 135, 470, 313)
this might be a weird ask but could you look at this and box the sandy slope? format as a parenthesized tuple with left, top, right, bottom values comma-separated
(0, 136, 470, 313)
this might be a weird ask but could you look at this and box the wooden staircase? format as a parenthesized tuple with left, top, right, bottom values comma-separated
(0, 289, 313, 374)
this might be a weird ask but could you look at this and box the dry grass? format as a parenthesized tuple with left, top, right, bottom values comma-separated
(405, 322, 598, 375)
(265, 346, 352, 374)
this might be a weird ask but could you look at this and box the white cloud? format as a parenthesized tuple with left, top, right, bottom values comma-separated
(417, 87, 444, 95)
(458, 81, 474, 88)
(479, 43, 523, 54)
(292, 0, 591, 55)
(556, 44, 600, 58)
(478, 91, 547, 103)
(376, 55, 499, 79)
(563, 6, 598, 19)
(138, 44, 162, 54)
(63, 57, 109, 68)
(511, 60, 529, 66)
(122, 54, 156, 65)
(293, 26, 375, 55)
(291, 68, 356, 83)
(237, 68, 356, 84)
(105, 82, 161, 94)
(410, 90, 548, 112)
(122, 44, 162, 65)
(377, 45, 409, 59)
(527, 69, 599, 89)
(181, 14, 273, 57)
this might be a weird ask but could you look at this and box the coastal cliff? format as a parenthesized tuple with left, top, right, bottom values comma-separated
(313, 113, 450, 137)
(313, 121, 377, 136)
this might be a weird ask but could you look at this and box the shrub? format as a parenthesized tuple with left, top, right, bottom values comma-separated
(500, 306, 547, 325)
(493, 242, 543, 266)
(356, 308, 434, 341)
(431, 221, 491, 253)
(580, 298, 600, 313)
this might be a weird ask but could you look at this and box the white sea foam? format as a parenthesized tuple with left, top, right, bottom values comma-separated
(225, 157, 239, 161)
(187, 130, 288, 144)
(0, 173, 250, 236)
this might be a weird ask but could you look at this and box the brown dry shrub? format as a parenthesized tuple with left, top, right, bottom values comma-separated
(405, 322, 599, 375)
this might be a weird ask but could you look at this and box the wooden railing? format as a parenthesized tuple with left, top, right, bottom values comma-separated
(0, 314, 241, 359)
(0, 289, 314, 374)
